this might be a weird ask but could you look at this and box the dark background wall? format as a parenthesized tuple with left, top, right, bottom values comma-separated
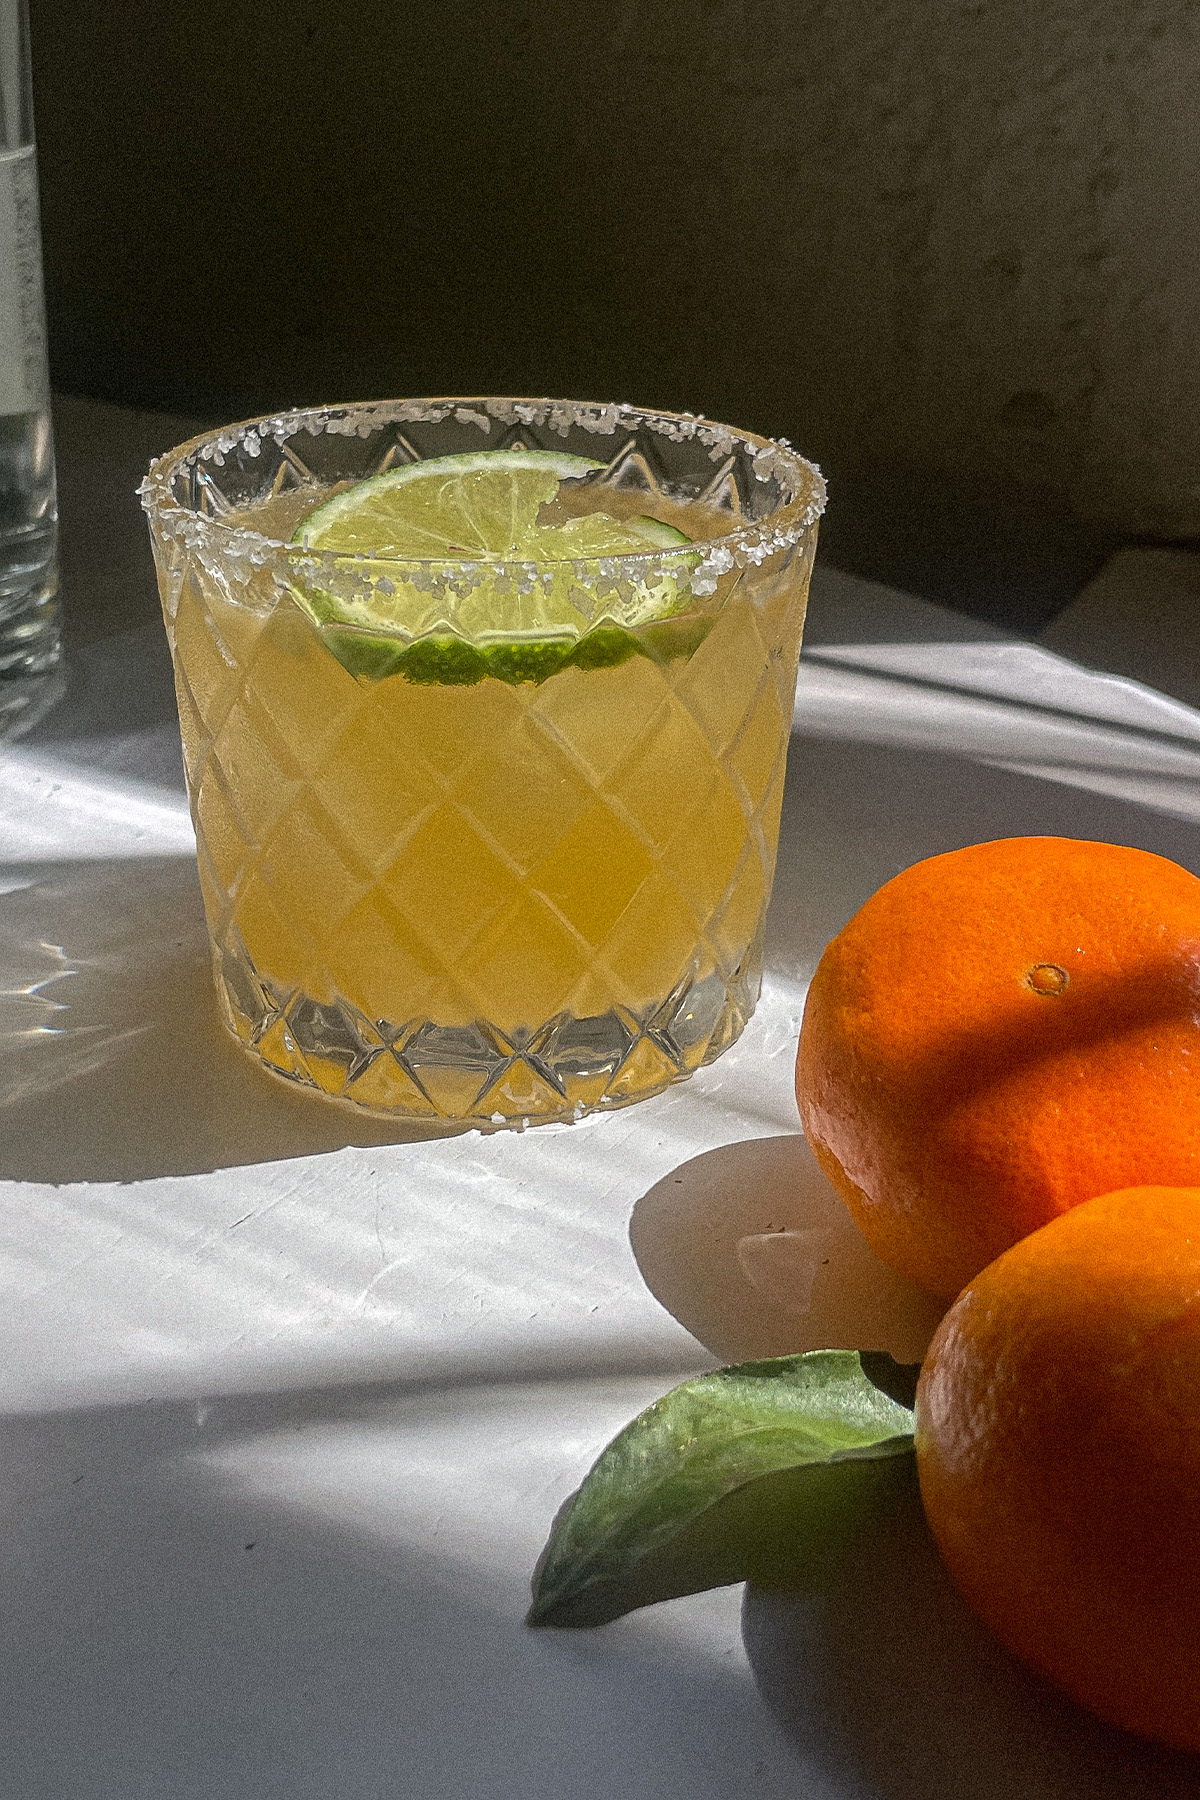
(29, 0, 1200, 621)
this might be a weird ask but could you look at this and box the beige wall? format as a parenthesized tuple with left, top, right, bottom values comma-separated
(31, 0, 1200, 538)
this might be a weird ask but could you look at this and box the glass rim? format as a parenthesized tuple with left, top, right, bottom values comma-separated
(139, 395, 826, 581)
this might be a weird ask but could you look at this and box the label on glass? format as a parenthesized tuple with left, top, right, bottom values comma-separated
(0, 144, 47, 415)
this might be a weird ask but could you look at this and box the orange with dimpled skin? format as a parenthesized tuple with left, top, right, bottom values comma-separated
(796, 837, 1200, 1298)
(916, 1186, 1200, 1752)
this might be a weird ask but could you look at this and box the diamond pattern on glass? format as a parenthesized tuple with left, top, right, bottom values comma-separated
(528, 656, 671, 788)
(674, 600, 772, 759)
(447, 711, 596, 876)
(698, 456, 749, 518)
(163, 533, 807, 1121)
(370, 431, 422, 474)
(600, 437, 669, 497)
(146, 404, 820, 1124)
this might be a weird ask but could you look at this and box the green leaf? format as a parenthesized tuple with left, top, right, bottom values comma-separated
(528, 1350, 916, 1629)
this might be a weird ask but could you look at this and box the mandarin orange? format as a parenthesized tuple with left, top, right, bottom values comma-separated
(916, 1186, 1200, 1751)
(796, 836, 1200, 1297)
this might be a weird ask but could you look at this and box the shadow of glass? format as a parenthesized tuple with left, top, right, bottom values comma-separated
(630, 1135, 945, 1368)
(743, 1460, 1197, 1800)
(0, 854, 458, 1182)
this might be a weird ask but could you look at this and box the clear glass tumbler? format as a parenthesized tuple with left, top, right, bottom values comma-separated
(141, 398, 824, 1125)
(0, 0, 59, 730)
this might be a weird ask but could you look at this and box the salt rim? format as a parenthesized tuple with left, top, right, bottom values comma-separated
(139, 397, 826, 601)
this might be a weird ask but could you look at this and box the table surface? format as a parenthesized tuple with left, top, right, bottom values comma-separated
(4, 417, 1200, 1797)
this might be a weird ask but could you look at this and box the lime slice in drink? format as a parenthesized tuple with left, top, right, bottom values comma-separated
(289, 449, 701, 685)
(295, 450, 605, 558)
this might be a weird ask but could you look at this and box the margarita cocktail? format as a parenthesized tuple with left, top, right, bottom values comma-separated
(141, 398, 824, 1124)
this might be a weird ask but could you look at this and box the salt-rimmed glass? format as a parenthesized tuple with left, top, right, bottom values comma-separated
(140, 397, 825, 1125)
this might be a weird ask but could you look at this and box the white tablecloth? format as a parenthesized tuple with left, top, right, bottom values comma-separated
(2, 564, 1198, 1797)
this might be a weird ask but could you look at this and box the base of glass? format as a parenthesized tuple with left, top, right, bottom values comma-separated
(0, 572, 60, 680)
(213, 936, 763, 1125)
(0, 662, 64, 740)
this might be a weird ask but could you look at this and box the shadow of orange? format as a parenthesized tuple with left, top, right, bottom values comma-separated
(744, 1459, 1197, 1800)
